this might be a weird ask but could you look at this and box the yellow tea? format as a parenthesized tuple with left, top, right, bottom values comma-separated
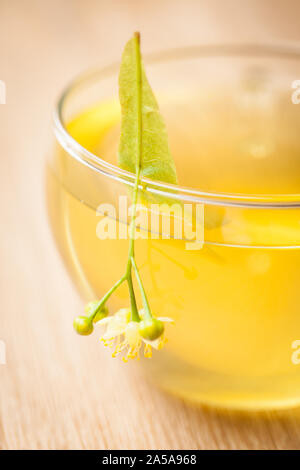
(48, 87, 300, 409)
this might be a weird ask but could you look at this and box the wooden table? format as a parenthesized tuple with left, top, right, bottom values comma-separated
(1, 0, 300, 450)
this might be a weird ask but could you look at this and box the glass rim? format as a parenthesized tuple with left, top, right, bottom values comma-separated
(53, 42, 300, 209)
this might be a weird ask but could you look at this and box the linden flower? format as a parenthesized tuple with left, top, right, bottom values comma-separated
(96, 308, 174, 362)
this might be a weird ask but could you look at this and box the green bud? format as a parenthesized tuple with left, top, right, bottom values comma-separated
(84, 301, 109, 323)
(73, 316, 94, 336)
(139, 318, 164, 341)
(93, 305, 109, 323)
(85, 300, 100, 315)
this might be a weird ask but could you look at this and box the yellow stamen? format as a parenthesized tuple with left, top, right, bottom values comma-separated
(158, 336, 167, 350)
(144, 343, 152, 358)
(97, 308, 173, 362)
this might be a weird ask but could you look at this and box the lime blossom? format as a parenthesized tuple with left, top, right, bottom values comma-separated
(96, 308, 174, 362)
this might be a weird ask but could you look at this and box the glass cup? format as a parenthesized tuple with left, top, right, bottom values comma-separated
(47, 44, 300, 410)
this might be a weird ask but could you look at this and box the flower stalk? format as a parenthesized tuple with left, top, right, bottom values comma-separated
(73, 32, 174, 361)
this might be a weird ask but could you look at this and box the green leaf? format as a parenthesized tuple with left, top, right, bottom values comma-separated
(118, 33, 177, 186)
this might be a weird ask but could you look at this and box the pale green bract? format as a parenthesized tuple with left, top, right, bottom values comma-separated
(118, 35, 178, 185)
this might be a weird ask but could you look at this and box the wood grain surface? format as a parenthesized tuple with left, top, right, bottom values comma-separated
(1, 0, 300, 450)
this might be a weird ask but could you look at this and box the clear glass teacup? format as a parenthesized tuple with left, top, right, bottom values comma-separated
(47, 44, 300, 410)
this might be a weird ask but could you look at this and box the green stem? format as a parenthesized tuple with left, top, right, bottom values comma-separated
(131, 256, 152, 320)
(127, 272, 139, 322)
(125, 31, 143, 323)
(126, 32, 142, 266)
(88, 275, 126, 322)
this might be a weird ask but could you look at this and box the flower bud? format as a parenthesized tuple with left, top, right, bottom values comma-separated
(139, 317, 164, 341)
(85, 301, 100, 315)
(73, 316, 94, 336)
(93, 305, 109, 323)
